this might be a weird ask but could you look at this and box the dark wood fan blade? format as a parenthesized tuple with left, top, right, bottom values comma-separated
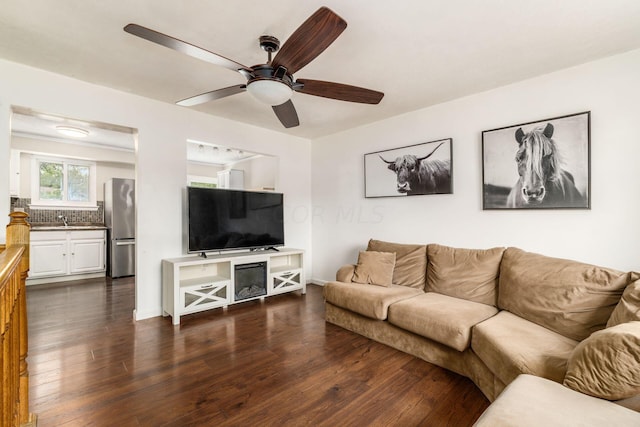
(296, 79, 384, 104)
(177, 85, 246, 107)
(271, 7, 347, 75)
(272, 100, 300, 128)
(124, 24, 252, 74)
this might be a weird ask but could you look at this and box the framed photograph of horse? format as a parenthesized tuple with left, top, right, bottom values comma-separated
(364, 138, 453, 198)
(482, 111, 590, 210)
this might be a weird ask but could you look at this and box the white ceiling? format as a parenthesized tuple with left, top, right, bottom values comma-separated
(1, 1, 640, 140)
(11, 107, 136, 151)
(11, 107, 260, 166)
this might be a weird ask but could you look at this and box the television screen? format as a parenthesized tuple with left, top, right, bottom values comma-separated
(188, 187, 284, 253)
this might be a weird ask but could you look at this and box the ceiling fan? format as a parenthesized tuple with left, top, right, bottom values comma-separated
(124, 7, 384, 128)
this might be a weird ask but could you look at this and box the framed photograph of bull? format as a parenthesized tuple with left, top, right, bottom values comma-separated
(364, 138, 453, 198)
(482, 111, 590, 210)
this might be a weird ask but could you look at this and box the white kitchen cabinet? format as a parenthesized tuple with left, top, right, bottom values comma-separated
(29, 229, 106, 282)
(30, 236, 67, 277)
(216, 169, 244, 189)
(69, 238, 106, 274)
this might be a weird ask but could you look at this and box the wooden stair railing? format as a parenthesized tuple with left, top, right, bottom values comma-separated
(1, 212, 35, 426)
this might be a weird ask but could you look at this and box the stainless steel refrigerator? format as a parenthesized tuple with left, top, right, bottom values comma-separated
(104, 178, 135, 278)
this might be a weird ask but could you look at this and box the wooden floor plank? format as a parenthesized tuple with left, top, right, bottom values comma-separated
(27, 277, 489, 426)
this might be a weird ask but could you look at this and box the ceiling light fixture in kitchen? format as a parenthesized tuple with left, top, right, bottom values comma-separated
(56, 125, 90, 138)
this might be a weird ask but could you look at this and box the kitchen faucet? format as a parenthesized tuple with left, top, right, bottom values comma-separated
(58, 215, 68, 226)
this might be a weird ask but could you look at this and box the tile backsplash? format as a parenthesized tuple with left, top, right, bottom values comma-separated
(10, 198, 104, 225)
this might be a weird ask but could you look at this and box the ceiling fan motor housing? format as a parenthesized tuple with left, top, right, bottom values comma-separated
(249, 64, 292, 85)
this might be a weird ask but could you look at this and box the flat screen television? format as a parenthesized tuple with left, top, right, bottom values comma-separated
(188, 187, 285, 254)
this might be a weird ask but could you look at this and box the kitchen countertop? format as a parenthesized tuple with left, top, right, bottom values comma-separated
(30, 223, 107, 231)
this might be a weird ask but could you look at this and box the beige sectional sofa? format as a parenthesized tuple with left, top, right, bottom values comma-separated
(323, 239, 640, 425)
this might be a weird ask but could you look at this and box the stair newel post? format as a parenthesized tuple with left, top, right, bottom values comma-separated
(6, 211, 34, 426)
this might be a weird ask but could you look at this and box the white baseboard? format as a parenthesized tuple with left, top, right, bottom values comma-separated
(26, 272, 105, 286)
(134, 307, 163, 321)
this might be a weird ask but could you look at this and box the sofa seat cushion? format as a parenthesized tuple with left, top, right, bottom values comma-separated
(472, 311, 579, 385)
(473, 374, 640, 427)
(498, 247, 633, 341)
(388, 293, 498, 351)
(323, 281, 423, 320)
(426, 244, 505, 306)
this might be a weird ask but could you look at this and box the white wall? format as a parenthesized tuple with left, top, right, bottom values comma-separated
(12, 135, 135, 164)
(187, 162, 223, 179)
(311, 48, 640, 282)
(96, 163, 135, 200)
(0, 58, 312, 320)
(233, 155, 278, 191)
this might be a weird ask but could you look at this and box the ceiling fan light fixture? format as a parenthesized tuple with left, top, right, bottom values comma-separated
(55, 125, 90, 138)
(124, 8, 382, 129)
(247, 79, 293, 106)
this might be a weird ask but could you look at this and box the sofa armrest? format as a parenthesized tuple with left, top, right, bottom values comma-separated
(336, 264, 356, 282)
(473, 374, 640, 426)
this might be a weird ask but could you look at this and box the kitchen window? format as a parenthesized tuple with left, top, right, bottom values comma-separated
(187, 174, 217, 189)
(30, 156, 97, 209)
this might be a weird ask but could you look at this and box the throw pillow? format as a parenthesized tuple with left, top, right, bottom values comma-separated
(352, 251, 396, 287)
(563, 321, 640, 400)
(607, 275, 640, 327)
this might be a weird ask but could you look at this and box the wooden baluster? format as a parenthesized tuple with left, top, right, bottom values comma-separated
(1, 268, 8, 425)
(1, 244, 22, 425)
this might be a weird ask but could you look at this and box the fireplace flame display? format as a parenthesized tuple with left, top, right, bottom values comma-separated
(234, 262, 267, 301)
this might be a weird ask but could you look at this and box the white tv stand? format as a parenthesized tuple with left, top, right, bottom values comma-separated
(162, 248, 305, 325)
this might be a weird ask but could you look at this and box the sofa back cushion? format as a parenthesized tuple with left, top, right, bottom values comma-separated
(498, 247, 632, 341)
(426, 244, 505, 306)
(367, 239, 427, 289)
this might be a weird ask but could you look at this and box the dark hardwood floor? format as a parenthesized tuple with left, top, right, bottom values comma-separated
(26, 278, 489, 426)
